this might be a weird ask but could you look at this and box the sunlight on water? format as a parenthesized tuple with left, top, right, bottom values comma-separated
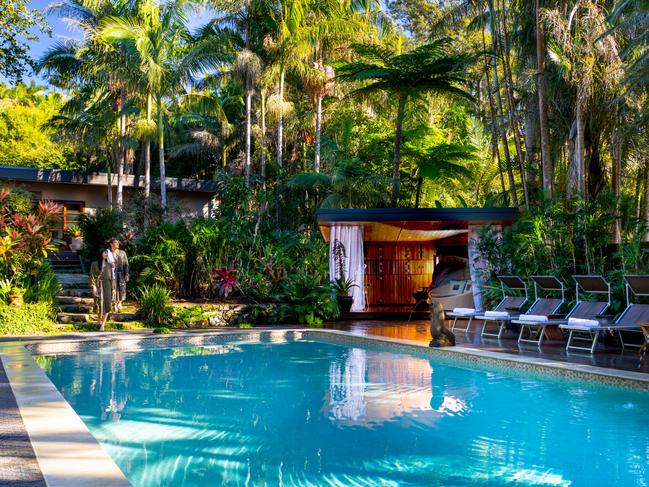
(38, 339, 649, 487)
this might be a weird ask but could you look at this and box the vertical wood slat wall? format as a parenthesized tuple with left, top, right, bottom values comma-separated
(365, 242, 436, 306)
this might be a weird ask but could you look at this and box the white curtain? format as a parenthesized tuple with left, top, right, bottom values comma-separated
(329, 224, 365, 312)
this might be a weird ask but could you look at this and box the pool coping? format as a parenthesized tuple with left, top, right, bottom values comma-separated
(1, 328, 648, 487)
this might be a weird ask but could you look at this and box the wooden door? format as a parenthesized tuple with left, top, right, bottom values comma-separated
(364, 242, 435, 306)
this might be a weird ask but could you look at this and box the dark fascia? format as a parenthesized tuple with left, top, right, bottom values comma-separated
(316, 207, 518, 224)
(0, 165, 220, 194)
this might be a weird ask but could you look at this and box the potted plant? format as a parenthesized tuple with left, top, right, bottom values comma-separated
(332, 274, 357, 313)
(66, 225, 84, 251)
(331, 239, 357, 314)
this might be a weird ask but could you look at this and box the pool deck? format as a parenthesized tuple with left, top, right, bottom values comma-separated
(1, 323, 648, 486)
(326, 319, 649, 374)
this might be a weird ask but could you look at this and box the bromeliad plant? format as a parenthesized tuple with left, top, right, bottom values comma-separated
(213, 266, 238, 298)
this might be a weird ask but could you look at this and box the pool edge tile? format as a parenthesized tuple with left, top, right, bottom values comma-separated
(0, 342, 132, 487)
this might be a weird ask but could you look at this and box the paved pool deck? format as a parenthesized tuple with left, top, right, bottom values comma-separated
(326, 319, 649, 374)
(0, 358, 45, 487)
(1, 324, 647, 485)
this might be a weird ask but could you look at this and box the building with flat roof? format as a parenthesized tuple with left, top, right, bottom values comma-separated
(0, 165, 220, 234)
(317, 207, 518, 313)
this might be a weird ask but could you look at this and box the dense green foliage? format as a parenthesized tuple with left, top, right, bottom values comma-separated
(0, 302, 55, 335)
(476, 195, 648, 312)
(0, 188, 61, 306)
(0, 84, 74, 168)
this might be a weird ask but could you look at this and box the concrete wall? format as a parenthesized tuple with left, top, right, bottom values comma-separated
(7, 181, 218, 218)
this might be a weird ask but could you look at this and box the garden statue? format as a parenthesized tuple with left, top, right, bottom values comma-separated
(429, 301, 455, 347)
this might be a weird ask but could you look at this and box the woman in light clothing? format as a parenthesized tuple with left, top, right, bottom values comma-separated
(89, 249, 114, 331)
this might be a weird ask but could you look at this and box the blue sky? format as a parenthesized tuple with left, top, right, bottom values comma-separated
(6, 0, 213, 86)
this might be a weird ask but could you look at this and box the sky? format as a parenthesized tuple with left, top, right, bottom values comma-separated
(4, 0, 213, 86)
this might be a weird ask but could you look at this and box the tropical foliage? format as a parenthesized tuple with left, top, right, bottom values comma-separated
(0, 188, 61, 306)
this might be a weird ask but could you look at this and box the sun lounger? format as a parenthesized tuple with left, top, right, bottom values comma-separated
(557, 275, 612, 353)
(601, 276, 649, 350)
(559, 276, 649, 351)
(512, 276, 565, 347)
(464, 275, 528, 337)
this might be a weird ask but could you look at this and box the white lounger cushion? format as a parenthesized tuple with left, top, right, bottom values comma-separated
(452, 307, 475, 315)
(567, 317, 599, 328)
(484, 311, 510, 318)
(518, 314, 549, 323)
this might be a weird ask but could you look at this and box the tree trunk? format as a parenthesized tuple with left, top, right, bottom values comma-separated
(524, 75, 540, 189)
(277, 68, 285, 172)
(499, 0, 529, 207)
(415, 176, 422, 208)
(576, 104, 585, 196)
(480, 9, 507, 200)
(106, 161, 113, 208)
(314, 94, 322, 172)
(116, 91, 125, 211)
(260, 88, 267, 186)
(391, 94, 407, 207)
(488, 0, 518, 207)
(144, 93, 152, 198)
(536, 0, 553, 197)
(245, 88, 252, 186)
(157, 96, 166, 210)
(644, 159, 649, 242)
(611, 109, 622, 244)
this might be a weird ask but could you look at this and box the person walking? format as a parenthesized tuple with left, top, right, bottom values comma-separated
(109, 237, 130, 313)
(89, 249, 114, 331)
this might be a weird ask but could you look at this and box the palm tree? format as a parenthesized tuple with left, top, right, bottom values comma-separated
(286, 158, 389, 208)
(297, 0, 370, 172)
(265, 0, 307, 172)
(543, 1, 623, 198)
(337, 39, 474, 206)
(404, 141, 477, 208)
(38, 0, 136, 209)
(101, 0, 219, 209)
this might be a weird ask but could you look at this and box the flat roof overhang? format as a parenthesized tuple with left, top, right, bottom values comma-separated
(0, 165, 220, 194)
(317, 207, 517, 242)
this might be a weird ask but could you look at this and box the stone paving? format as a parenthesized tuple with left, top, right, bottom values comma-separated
(0, 359, 46, 487)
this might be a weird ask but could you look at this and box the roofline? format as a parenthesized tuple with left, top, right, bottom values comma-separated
(317, 207, 518, 224)
(0, 165, 220, 194)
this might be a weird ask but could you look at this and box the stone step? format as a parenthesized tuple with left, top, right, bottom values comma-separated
(49, 255, 81, 262)
(57, 312, 91, 323)
(57, 296, 94, 305)
(56, 273, 90, 289)
(56, 311, 139, 323)
(111, 312, 139, 322)
(58, 288, 92, 298)
(58, 303, 94, 313)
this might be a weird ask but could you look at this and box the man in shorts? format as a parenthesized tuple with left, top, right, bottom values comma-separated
(109, 237, 129, 313)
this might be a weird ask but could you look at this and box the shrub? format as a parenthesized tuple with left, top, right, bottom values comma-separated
(153, 326, 171, 334)
(0, 191, 60, 294)
(138, 285, 173, 325)
(78, 210, 124, 262)
(131, 222, 188, 295)
(0, 302, 55, 335)
(23, 262, 61, 304)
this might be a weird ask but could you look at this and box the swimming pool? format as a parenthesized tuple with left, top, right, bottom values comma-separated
(35, 333, 649, 487)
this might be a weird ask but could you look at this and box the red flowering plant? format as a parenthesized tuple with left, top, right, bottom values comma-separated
(212, 265, 238, 298)
(0, 189, 61, 301)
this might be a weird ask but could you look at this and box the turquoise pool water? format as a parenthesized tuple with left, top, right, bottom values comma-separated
(38, 336, 649, 486)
